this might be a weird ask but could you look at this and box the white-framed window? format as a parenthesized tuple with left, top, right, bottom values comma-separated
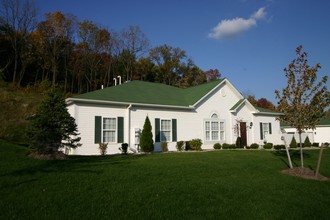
(205, 119, 225, 141)
(262, 123, 269, 138)
(161, 119, 171, 141)
(103, 117, 116, 142)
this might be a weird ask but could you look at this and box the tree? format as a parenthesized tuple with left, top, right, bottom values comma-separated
(27, 88, 81, 155)
(139, 116, 154, 152)
(0, 0, 36, 85)
(275, 45, 330, 168)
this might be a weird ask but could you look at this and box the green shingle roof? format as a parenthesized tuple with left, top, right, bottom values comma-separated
(72, 79, 225, 107)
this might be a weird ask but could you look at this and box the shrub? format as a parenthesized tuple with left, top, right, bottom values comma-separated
(274, 145, 285, 150)
(250, 143, 259, 149)
(189, 139, 202, 151)
(312, 142, 319, 147)
(229, 144, 236, 149)
(99, 143, 108, 155)
(119, 143, 128, 155)
(213, 143, 221, 150)
(176, 141, 184, 151)
(324, 142, 329, 147)
(263, 142, 273, 149)
(140, 116, 154, 152)
(222, 143, 230, 149)
(304, 136, 311, 147)
(185, 141, 191, 151)
(161, 141, 168, 152)
(289, 136, 297, 148)
(235, 137, 244, 148)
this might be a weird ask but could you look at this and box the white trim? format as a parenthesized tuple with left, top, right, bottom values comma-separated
(66, 98, 194, 110)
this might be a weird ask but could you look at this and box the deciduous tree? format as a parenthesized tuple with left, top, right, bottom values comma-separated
(275, 45, 330, 168)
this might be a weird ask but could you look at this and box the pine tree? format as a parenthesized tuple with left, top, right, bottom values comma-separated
(27, 88, 81, 155)
(290, 136, 297, 148)
(304, 136, 311, 147)
(140, 116, 154, 152)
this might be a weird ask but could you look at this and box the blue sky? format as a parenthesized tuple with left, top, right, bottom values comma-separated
(35, 0, 330, 104)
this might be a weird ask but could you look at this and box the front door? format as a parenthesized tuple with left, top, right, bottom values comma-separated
(240, 122, 247, 146)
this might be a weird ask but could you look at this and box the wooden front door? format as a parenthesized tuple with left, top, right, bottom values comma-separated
(240, 122, 247, 146)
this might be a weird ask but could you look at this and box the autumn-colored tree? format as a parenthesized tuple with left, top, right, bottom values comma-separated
(275, 45, 330, 168)
(0, 0, 36, 85)
(256, 98, 275, 110)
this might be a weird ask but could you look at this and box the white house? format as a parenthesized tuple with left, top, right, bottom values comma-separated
(65, 78, 283, 155)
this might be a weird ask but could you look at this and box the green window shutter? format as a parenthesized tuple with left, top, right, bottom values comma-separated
(172, 119, 177, 142)
(269, 123, 272, 135)
(155, 118, 160, 142)
(95, 116, 102, 144)
(117, 117, 124, 143)
(260, 122, 263, 140)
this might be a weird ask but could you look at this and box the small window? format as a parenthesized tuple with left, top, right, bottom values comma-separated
(103, 118, 116, 142)
(211, 113, 218, 118)
(161, 119, 171, 141)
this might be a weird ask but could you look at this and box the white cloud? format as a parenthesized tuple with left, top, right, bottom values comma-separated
(208, 7, 267, 40)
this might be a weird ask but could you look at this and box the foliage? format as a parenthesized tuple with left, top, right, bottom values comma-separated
(213, 143, 221, 150)
(312, 143, 319, 147)
(26, 88, 81, 154)
(99, 143, 108, 155)
(250, 143, 259, 149)
(189, 139, 202, 151)
(119, 143, 128, 155)
(275, 45, 330, 167)
(304, 136, 312, 147)
(161, 141, 168, 152)
(289, 136, 297, 148)
(176, 141, 184, 151)
(139, 116, 154, 152)
(263, 142, 273, 149)
(274, 145, 285, 150)
(222, 143, 230, 149)
(235, 137, 244, 148)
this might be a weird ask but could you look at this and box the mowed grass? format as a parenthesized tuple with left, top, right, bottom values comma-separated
(1, 140, 330, 219)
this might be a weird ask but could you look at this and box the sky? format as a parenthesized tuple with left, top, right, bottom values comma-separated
(34, 0, 330, 104)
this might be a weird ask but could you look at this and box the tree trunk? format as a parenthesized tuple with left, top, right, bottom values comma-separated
(298, 132, 304, 168)
(315, 143, 324, 177)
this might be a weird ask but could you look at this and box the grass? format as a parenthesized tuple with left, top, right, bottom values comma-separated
(1, 140, 330, 219)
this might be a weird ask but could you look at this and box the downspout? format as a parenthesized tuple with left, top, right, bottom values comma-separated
(127, 104, 132, 147)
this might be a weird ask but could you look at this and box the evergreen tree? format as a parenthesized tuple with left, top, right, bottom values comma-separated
(140, 116, 154, 152)
(290, 136, 297, 148)
(304, 136, 311, 147)
(27, 88, 81, 154)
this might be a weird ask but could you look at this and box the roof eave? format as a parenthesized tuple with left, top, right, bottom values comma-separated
(66, 98, 194, 110)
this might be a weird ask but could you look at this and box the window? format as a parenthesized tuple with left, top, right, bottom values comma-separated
(161, 119, 171, 141)
(155, 118, 177, 142)
(205, 119, 225, 141)
(260, 122, 272, 140)
(103, 118, 116, 142)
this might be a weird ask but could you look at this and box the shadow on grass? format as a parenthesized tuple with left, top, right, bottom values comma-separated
(272, 150, 312, 168)
(3, 153, 148, 177)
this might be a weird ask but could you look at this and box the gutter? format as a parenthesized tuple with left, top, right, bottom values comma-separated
(66, 98, 195, 110)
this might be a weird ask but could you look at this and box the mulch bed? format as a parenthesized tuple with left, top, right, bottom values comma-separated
(282, 167, 329, 181)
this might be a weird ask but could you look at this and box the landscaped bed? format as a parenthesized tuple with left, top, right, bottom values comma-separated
(1, 139, 330, 219)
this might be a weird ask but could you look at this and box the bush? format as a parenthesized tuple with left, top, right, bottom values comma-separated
(250, 143, 259, 149)
(312, 142, 319, 147)
(140, 116, 154, 152)
(324, 142, 329, 147)
(119, 143, 128, 155)
(222, 143, 230, 149)
(161, 141, 168, 152)
(289, 136, 297, 148)
(274, 145, 285, 150)
(189, 139, 202, 151)
(263, 142, 273, 149)
(176, 141, 184, 151)
(185, 141, 191, 151)
(213, 143, 221, 150)
(99, 143, 108, 155)
(229, 144, 236, 149)
(235, 137, 244, 148)
(304, 136, 311, 147)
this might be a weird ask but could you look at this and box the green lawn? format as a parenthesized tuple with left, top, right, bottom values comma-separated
(1, 140, 330, 219)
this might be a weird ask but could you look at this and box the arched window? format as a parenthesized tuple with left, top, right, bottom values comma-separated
(211, 113, 218, 118)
